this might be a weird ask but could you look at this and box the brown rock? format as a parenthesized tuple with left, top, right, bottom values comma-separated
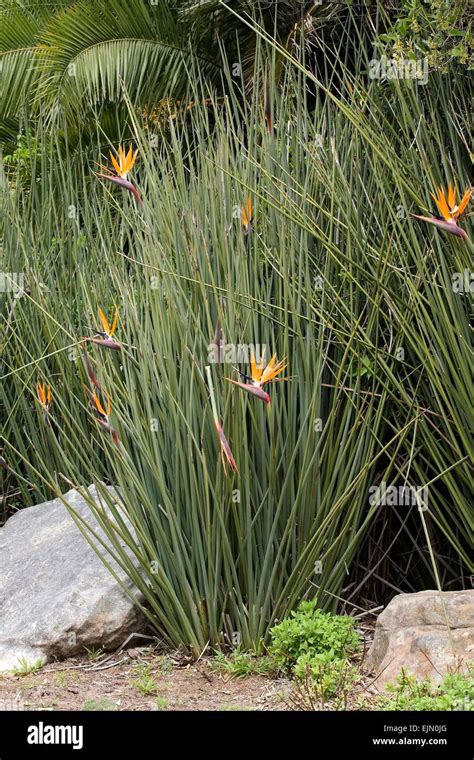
(365, 590, 474, 688)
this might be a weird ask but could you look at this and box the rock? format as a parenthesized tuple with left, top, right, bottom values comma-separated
(0, 485, 148, 673)
(365, 590, 474, 688)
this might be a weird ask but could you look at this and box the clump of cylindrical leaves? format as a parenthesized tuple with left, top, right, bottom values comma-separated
(1, 31, 470, 654)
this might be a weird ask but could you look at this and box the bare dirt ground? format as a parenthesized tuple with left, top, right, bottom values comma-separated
(0, 648, 293, 712)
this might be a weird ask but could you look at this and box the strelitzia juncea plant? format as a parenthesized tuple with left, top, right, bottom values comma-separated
(2, 32, 471, 652)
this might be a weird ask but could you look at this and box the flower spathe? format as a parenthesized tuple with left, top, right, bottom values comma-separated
(81, 348, 102, 389)
(215, 419, 238, 474)
(205, 364, 238, 475)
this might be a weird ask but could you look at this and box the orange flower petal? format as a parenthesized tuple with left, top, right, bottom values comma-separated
(241, 196, 252, 230)
(246, 196, 252, 222)
(91, 390, 108, 418)
(455, 188, 471, 218)
(250, 351, 263, 383)
(109, 145, 138, 178)
(36, 382, 45, 405)
(98, 307, 110, 336)
(110, 152, 121, 176)
(98, 306, 118, 338)
(447, 184, 455, 210)
(261, 355, 287, 385)
(110, 306, 119, 336)
(431, 188, 451, 222)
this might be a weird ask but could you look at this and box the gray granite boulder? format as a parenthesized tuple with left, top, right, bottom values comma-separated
(365, 590, 474, 688)
(0, 485, 147, 672)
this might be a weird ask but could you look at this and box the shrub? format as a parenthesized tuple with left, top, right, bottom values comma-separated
(293, 652, 359, 700)
(377, 0, 473, 71)
(375, 666, 474, 711)
(269, 601, 361, 672)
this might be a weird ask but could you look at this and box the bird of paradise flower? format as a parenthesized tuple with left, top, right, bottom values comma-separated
(84, 307, 121, 351)
(86, 387, 120, 448)
(241, 196, 253, 236)
(226, 351, 288, 405)
(36, 382, 52, 426)
(412, 184, 471, 241)
(96, 145, 142, 204)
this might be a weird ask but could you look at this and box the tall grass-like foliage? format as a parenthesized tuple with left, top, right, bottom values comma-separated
(1, 34, 471, 652)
